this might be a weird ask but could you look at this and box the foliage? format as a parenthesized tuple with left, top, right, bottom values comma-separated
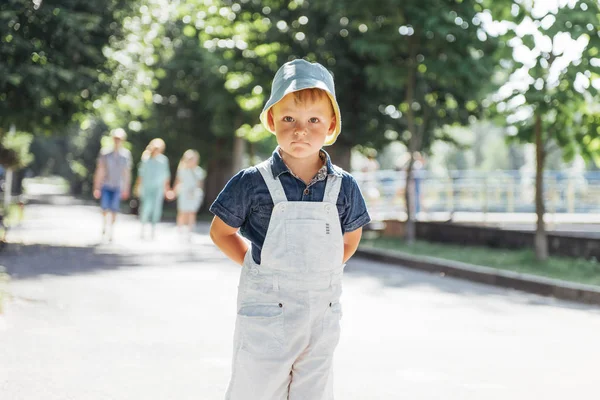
(494, 0, 600, 164)
(0, 0, 130, 133)
(490, 0, 600, 259)
(428, 122, 527, 173)
(335, 0, 510, 154)
(0, 131, 33, 168)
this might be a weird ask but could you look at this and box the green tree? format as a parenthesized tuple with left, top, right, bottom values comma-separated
(145, 21, 243, 209)
(207, 0, 394, 170)
(323, 0, 509, 242)
(95, 0, 252, 207)
(181, 0, 511, 227)
(1, 131, 33, 169)
(494, 0, 600, 260)
(0, 0, 129, 134)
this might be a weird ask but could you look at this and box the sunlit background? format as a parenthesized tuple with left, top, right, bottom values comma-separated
(1, 0, 600, 399)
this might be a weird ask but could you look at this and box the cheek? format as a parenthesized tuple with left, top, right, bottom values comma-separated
(309, 123, 329, 134)
(275, 122, 294, 134)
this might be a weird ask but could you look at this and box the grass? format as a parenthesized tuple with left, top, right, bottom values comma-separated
(360, 237, 600, 287)
(2, 204, 22, 227)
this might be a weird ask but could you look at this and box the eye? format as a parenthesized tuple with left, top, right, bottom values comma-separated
(309, 117, 320, 123)
(283, 116, 294, 122)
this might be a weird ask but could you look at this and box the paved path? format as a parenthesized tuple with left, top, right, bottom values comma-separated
(1, 198, 600, 399)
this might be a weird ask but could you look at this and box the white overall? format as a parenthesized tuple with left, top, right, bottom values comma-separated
(226, 161, 345, 400)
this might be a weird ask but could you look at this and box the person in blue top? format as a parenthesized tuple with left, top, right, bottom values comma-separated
(209, 59, 371, 400)
(134, 138, 174, 239)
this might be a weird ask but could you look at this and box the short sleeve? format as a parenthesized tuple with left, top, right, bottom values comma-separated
(209, 168, 254, 229)
(340, 174, 371, 233)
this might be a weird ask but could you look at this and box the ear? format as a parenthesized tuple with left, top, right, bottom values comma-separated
(328, 115, 337, 135)
(267, 108, 276, 132)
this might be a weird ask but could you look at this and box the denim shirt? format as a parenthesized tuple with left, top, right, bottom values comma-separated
(210, 147, 371, 265)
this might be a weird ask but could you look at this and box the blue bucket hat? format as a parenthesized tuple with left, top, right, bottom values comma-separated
(259, 59, 342, 146)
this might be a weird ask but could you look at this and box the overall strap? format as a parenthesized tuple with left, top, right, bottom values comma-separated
(323, 171, 343, 204)
(256, 160, 288, 205)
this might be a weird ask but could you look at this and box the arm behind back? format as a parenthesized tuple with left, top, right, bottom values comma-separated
(343, 227, 363, 263)
(209, 216, 249, 266)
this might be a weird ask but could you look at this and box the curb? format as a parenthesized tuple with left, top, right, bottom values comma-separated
(355, 248, 600, 306)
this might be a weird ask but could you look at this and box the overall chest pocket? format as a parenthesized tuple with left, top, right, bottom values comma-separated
(285, 219, 331, 270)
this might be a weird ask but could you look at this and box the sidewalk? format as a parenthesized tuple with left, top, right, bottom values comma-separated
(2, 195, 600, 399)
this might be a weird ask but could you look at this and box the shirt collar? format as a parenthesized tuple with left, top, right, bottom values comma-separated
(270, 146, 342, 179)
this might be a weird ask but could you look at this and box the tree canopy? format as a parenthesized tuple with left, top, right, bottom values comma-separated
(0, 0, 129, 134)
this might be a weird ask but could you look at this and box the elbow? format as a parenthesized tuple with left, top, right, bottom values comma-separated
(209, 227, 218, 245)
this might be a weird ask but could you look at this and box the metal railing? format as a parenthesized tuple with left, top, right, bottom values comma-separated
(353, 170, 600, 220)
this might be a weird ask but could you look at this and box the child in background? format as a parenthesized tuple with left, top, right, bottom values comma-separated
(134, 138, 174, 239)
(209, 59, 371, 399)
(174, 149, 205, 241)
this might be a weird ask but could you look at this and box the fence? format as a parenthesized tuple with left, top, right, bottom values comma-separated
(353, 170, 600, 220)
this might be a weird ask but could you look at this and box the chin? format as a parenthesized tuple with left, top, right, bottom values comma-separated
(284, 146, 311, 157)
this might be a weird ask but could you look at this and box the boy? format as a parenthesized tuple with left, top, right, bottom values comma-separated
(93, 128, 132, 242)
(209, 59, 371, 400)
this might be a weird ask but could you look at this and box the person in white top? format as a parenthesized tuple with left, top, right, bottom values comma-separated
(173, 149, 205, 240)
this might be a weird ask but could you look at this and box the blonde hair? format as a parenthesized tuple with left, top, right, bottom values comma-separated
(148, 138, 166, 152)
(290, 88, 331, 107)
(141, 138, 166, 161)
(177, 149, 200, 171)
(269, 88, 335, 119)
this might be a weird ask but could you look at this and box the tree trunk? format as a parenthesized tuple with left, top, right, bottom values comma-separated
(534, 113, 548, 261)
(404, 154, 416, 244)
(231, 135, 246, 174)
(403, 34, 419, 244)
(12, 168, 25, 196)
(326, 141, 352, 172)
(201, 138, 233, 214)
(3, 168, 13, 208)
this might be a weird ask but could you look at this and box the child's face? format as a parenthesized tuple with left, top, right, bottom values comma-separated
(268, 91, 336, 160)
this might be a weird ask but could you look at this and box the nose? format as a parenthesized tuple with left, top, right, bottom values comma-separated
(294, 121, 307, 135)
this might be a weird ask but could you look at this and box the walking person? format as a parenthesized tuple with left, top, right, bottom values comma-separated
(134, 138, 174, 239)
(209, 59, 371, 399)
(92, 128, 132, 242)
(174, 149, 205, 241)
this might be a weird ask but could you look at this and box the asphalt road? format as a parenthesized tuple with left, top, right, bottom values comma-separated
(1, 199, 599, 400)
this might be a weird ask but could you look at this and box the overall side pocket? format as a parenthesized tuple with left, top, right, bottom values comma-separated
(239, 303, 284, 356)
(320, 301, 342, 355)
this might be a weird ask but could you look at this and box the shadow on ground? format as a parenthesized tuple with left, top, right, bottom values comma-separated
(0, 241, 227, 280)
(6, 194, 599, 313)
